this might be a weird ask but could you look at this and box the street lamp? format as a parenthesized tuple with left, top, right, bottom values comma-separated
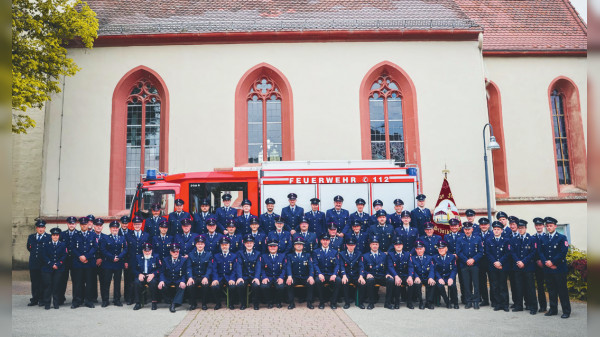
(483, 123, 500, 224)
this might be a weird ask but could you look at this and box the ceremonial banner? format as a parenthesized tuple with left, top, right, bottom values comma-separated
(432, 177, 461, 237)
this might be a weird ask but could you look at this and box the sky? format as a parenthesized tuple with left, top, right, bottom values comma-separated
(570, 0, 587, 23)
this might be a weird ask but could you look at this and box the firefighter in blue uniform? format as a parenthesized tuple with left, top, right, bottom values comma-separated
(175, 218, 198, 257)
(90, 218, 107, 304)
(327, 223, 344, 251)
(347, 221, 369, 254)
(293, 217, 318, 253)
(538, 216, 571, 319)
(259, 197, 279, 233)
(248, 217, 267, 254)
(504, 216, 519, 308)
(509, 219, 538, 315)
(133, 243, 161, 310)
(159, 244, 190, 313)
(286, 236, 315, 309)
(366, 210, 394, 252)
(267, 216, 292, 254)
(186, 235, 213, 311)
(27, 219, 50, 307)
(346, 198, 370, 236)
(463, 209, 480, 234)
(408, 240, 435, 309)
(168, 199, 192, 237)
(260, 239, 287, 308)
(204, 218, 224, 255)
(119, 216, 131, 237)
(445, 218, 466, 304)
(486, 221, 510, 312)
(369, 199, 387, 227)
(235, 234, 261, 310)
(457, 221, 483, 309)
(532, 217, 548, 312)
(339, 236, 365, 309)
(192, 198, 215, 234)
(361, 236, 393, 309)
(41, 227, 67, 309)
(326, 195, 349, 235)
(71, 217, 98, 308)
(387, 237, 412, 309)
(224, 219, 243, 253)
(210, 237, 239, 310)
(388, 198, 405, 229)
(215, 193, 238, 234)
(394, 210, 419, 252)
(478, 217, 492, 307)
(433, 241, 459, 309)
(305, 198, 326, 237)
(496, 211, 509, 230)
(235, 198, 257, 236)
(313, 235, 342, 309)
(125, 216, 150, 305)
(144, 204, 166, 238)
(281, 193, 304, 233)
(99, 221, 128, 307)
(152, 220, 173, 259)
(58, 216, 79, 305)
(410, 194, 431, 236)
(418, 222, 441, 256)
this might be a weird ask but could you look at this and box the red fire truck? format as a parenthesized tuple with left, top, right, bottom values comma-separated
(130, 161, 420, 220)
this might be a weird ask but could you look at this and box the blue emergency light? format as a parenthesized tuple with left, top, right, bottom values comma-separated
(146, 169, 157, 180)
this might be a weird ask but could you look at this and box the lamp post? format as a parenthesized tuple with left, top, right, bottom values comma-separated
(483, 123, 501, 223)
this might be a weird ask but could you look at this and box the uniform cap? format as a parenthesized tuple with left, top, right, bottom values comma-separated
(518, 219, 528, 227)
(437, 241, 448, 248)
(300, 217, 309, 224)
(35, 219, 47, 227)
(225, 219, 236, 227)
(218, 236, 231, 245)
(50, 227, 61, 235)
(392, 236, 403, 245)
(414, 240, 425, 248)
(265, 198, 275, 204)
(448, 218, 460, 226)
(496, 211, 508, 220)
(333, 195, 344, 202)
(416, 194, 426, 201)
(120, 216, 131, 224)
(424, 222, 435, 230)
(491, 221, 503, 229)
(206, 218, 217, 226)
(400, 210, 411, 218)
(249, 217, 259, 225)
(143, 243, 153, 251)
(355, 198, 366, 205)
(170, 244, 180, 252)
(465, 209, 476, 217)
(199, 199, 210, 206)
(109, 221, 120, 228)
(150, 204, 161, 211)
(293, 236, 305, 245)
(462, 222, 474, 229)
(345, 237, 357, 245)
(78, 217, 89, 224)
(93, 218, 104, 226)
(159, 219, 169, 228)
(181, 218, 192, 226)
(508, 216, 519, 224)
(267, 238, 279, 246)
(478, 217, 490, 225)
(310, 198, 320, 204)
(533, 217, 545, 225)
(544, 216, 558, 224)
(369, 236, 379, 243)
(393, 199, 404, 206)
(243, 234, 254, 242)
(320, 234, 330, 240)
(86, 214, 96, 222)
(287, 193, 297, 200)
(352, 220, 363, 227)
(174, 199, 185, 206)
(66, 216, 77, 224)
(328, 222, 338, 231)
(132, 216, 144, 224)
(195, 235, 206, 243)
(241, 199, 252, 206)
(372, 199, 383, 207)
(221, 193, 232, 201)
(375, 209, 387, 217)
(274, 216, 284, 223)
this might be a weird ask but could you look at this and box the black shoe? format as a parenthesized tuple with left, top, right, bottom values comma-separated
(202, 304, 208, 310)
(503, 307, 510, 312)
(330, 304, 337, 309)
(561, 313, 570, 319)
(71, 303, 79, 309)
(169, 304, 176, 313)
(539, 307, 547, 312)
(407, 303, 414, 309)
(358, 303, 365, 309)
(27, 302, 38, 307)
(367, 304, 374, 310)
(343, 303, 350, 309)
(427, 304, 434, 310)
(385, 304, 394, 310)
(307, 303, 314, 309)
(473, 302, 480, 310)
(394, 304, 400, 309)
(45, 304, 51, 310)
(453, 304, 459, 309)
(267, 303, 273, 309)
(419, 302, 425, 310)
(447, 303, 451, 309)
(188, 304, 197, 311)
(494, 306, 501, 311)
(114, 301, 123, 307)
(54, 303, 59, 309)
(545, 311, 557, 316)
(254, 304, 260, 310)
(288, 304, 295, 310)
(151, 302, 157, 310)
(530, 310, 537, 315)
(240, 304, 247, 310)
(229, 304, 235, 310)
(126, 301, 134, 306)
(512, 307, 523, 312)
(133, 303, 142, 310)
(214, 303, 222, 310)
(85, 302, 95, 308)
(318, 303, 325, 309)
(465, 303, 472, 309)
(58, 300, 65, 305)
(101, 301, 109, 308)
(480, 301, 489, 307)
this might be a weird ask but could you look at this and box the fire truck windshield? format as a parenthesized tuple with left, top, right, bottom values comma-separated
(136, 189, 176, 218)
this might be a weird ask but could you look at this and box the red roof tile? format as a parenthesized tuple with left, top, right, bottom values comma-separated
(454, 0, 587, 51)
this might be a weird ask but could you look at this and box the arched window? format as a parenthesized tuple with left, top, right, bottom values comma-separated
(235, 63, 294, 166)
(247, 77, 282, 163)
(110, 66, 169, 215)
(486, 81, 509, 197)
(360, 61, 421, 174)
(548, 77, 586, 193)
(368, 73, 404, 165)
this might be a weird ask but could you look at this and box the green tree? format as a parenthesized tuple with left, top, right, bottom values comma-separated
(12, 0, 98, 133)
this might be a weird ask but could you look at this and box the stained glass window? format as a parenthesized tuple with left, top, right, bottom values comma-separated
(247, 77, 282, 163)
(551, 90, 571, 185)
(369, 74, 405, 166)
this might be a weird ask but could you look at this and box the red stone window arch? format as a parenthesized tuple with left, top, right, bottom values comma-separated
(235, 63, 294, 166)
(485, 80, 509, 197)
(548, 77, 586, 193)
(360, 61, 421, 172)
(109, 66, 169, 215)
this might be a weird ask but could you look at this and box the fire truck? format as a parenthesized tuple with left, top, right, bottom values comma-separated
(130, 160, 420, 220)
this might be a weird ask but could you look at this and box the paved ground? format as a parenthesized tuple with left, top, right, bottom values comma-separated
(12, 270, 587, 337)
